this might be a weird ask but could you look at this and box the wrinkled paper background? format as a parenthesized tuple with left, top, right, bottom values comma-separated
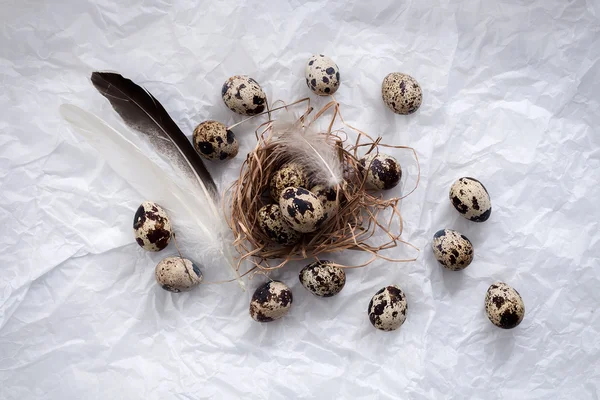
(1, 0, 599, 399)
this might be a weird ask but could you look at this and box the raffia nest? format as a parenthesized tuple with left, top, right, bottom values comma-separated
(226, 99, 420, 275)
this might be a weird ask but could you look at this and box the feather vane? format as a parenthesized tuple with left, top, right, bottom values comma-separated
(271, 111, 343, 187)
(90, 72, 218, 208)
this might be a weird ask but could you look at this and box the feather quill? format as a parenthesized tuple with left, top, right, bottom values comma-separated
(59, 104, 244, 289)
(271, 111, 344, 187)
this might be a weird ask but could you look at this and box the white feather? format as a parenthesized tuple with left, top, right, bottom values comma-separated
(59, 104, 244, 289)
(271, 111, 343, 187)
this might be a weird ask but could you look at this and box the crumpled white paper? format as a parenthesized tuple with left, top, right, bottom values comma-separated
(1, 0, 599, 399)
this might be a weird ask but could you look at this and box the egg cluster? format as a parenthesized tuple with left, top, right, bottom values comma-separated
(128, 54, 414, 303)
(123, 53, 524, 335)
(244, 55, 414, 326)
(243, 57, 524, 333)
(430, 177, 525, 329)
(132, 201, 204, 294)
(256, 146, 405, 247)
(189, 53, 423, 169)
(251, 145, 406, 323)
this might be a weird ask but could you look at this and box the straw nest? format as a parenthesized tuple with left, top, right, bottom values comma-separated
(226, 99, 420, 275)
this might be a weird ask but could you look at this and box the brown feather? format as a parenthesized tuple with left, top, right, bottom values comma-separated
(90, 71, 217, 195)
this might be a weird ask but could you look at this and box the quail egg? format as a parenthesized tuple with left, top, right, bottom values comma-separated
(257, 204, 301, 246)
(381, 72, 423, 115)
(133, 201, 172, 251)
(432, 229, 474, 271)
(299, 260, 346, 297)
(449, 177, 492, 222)
(279, 187, 327, 233)
(270, 163, 309, 201)
(249, 280, 293, 322)
(155, 257, 203, 293)
(193, 120, 238, 161)
(485, 282, 525, 329)
(368, 285, 408, 331)
(360, 153, 402, 190)
(305, 54, 341, 96)
(310, 185, 338, 216)
(221, 75, 267, 116)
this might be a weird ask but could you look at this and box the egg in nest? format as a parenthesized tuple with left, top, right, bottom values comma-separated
(257, 204, 300, 246)
(449, 177, 492, 222)
(299, 260, 346, 297)
(279, 187, 327, 233)
(310, 185, 338, 216)
(133, 201, 172, 251)
(221, 75, 267, 116)
(432, 229, 474, 271)
(193, 120, 238, 161)
(249, 281, 293, 322)
(360, 153, 402, 190)
(155, 257, 203, 293)
(270, 163, 309, 201)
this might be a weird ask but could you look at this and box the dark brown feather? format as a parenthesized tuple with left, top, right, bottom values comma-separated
(90, 72, 217, 194)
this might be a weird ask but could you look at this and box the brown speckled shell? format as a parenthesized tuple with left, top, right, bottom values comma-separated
(432, 229, 474, 271)
(193, 120, 238, 161)
(221, 75, 267, 116)
(133, 201, 172, 251)
(449, 177, 492, 222)
(155, 257, 203, 293)
(381, 72, 422, 115)
(305, 54, 341, 96)
(257, 204, 301, 246)
(310, 185, 338, 216)
(485, 282, 525, 329)
(368, 285, 408, 331)
(279, 187, 327, 233)
(299, 260, 346, 297)
(249, 281, 293, 322)
(360, 153, 402, 190)
(270, 163, 309, 201)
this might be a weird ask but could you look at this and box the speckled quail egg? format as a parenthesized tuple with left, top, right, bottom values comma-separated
(257, 204, 301, 246)
(133, 201, 172, 251)
(359, 153, 402, 190)
(193, 120, 238, 161)
(449, 177, 492, 222)
(305, 54, 341, 96)
(299, 260, 346, 297)
(485, 282, 525, 329)
(270, 163, 309, 201)
(368, 285, 408, 331)
(432, 229, 474, 271)
(279, 187, 327, 233)
(221, 75, 267, 116)
(249, 280, 293, 322)
(155, 257, 203, 293)
(310, 185, 338, 216)
(381, 72, 423, 115)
